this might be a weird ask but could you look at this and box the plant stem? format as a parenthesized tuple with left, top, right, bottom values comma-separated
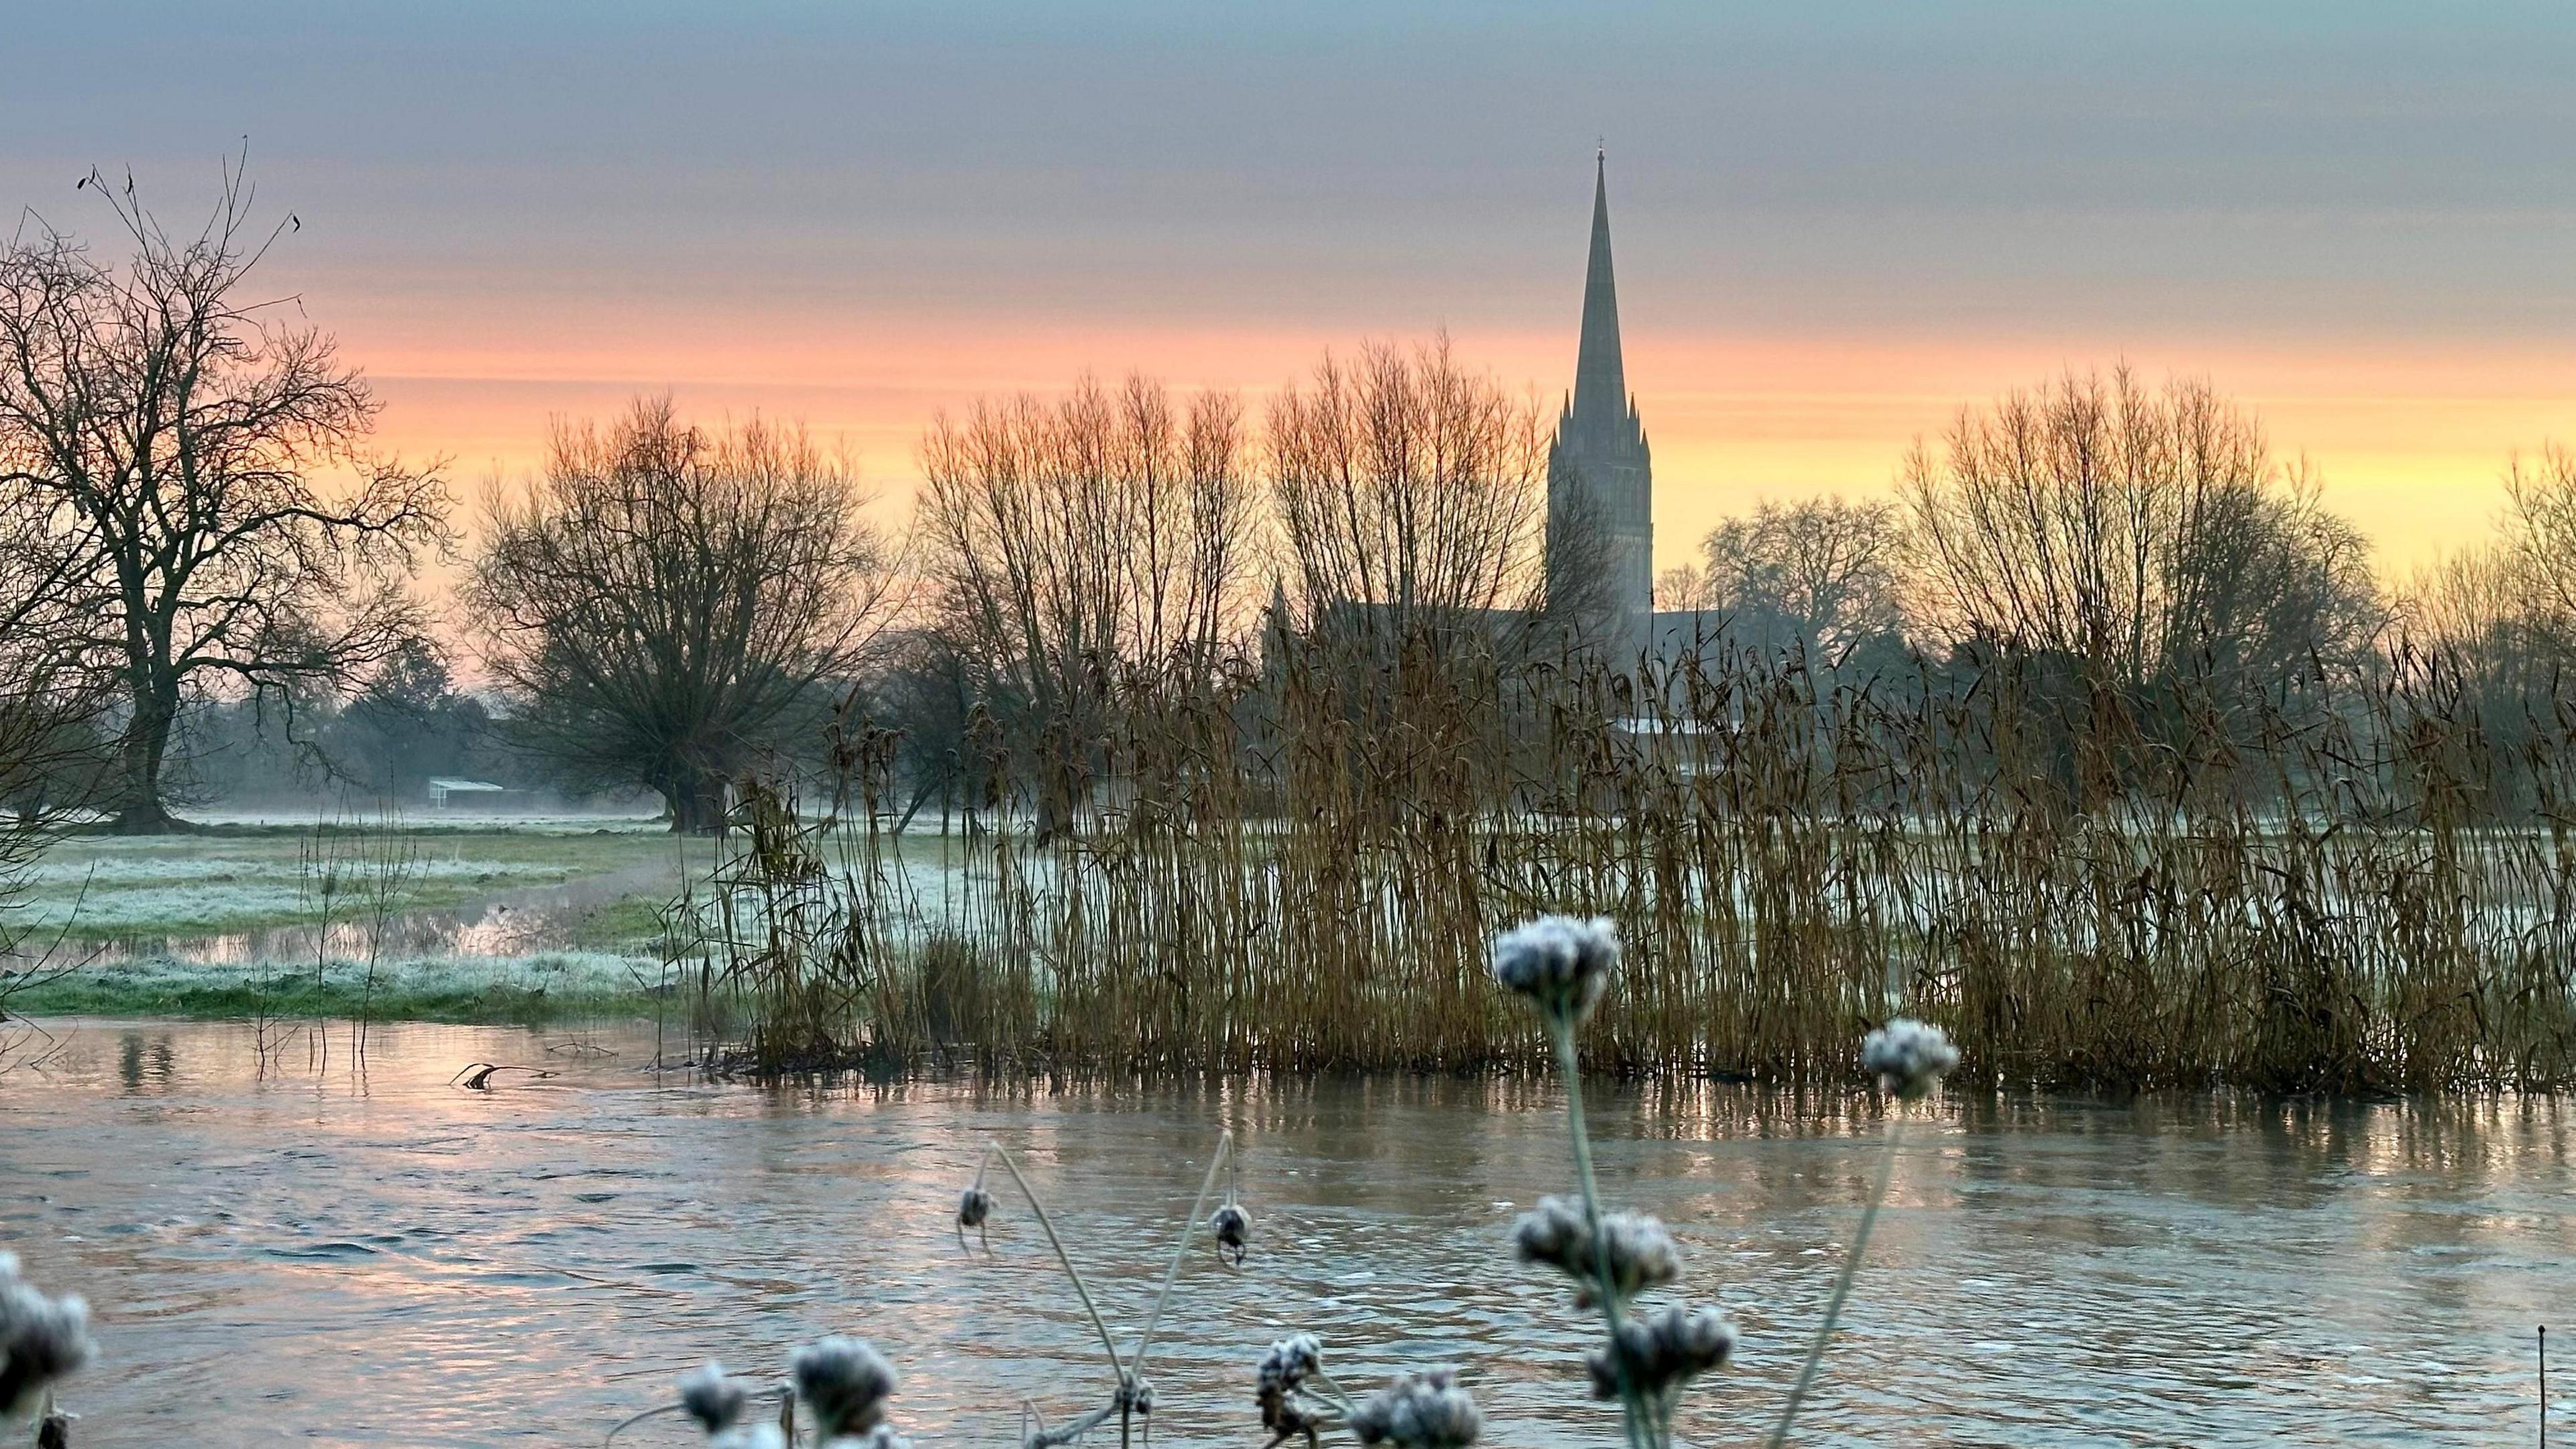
(1763, 1110, 1906, 1449)
(991, 1142, 1127, 1381)
(1556, 1020, 1648, 1449)
(1131, 1130, 1232, 1376)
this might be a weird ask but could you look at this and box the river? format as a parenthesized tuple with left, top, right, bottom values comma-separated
(0, 1018, 2563, 1446)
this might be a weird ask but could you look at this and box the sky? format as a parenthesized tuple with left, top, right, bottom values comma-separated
(6, 1, 2574, 576)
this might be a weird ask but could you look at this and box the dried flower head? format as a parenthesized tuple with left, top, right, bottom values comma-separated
(1348, 1368, 1481, 1449)
(1511, 1197, 1681, 1308)
(0, 1252, 96, 1417)
(679, 1362, 749, 1434)
(957, 1185, 996, 1251)
(1489, 916, 1620, 1024)
(1585, 1304, 1737, 1401)
(1211, 1203, 1252, 1265)
(791, 1336, 897, 1441)
(1861, 1018, 1960, 1099)
(1257, 1334, 1322, 1395)
(1257, 1334, 1330, 1446)
(1114, 1373, 1155, 1416)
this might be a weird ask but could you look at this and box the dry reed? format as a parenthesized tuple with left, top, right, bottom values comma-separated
(671, 637, 2576, 1091)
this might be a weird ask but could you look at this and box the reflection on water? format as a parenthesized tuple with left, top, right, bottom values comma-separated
(0, 1020, 2565, 1448)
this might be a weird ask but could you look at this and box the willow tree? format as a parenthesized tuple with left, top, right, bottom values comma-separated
(466, 398, 892, 833)
(0, 160, 448, 830)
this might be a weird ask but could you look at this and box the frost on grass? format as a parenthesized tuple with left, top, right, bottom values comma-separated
(17, 850, 577, 932)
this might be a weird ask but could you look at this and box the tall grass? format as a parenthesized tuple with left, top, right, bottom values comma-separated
(673, 638, 2576, 1089)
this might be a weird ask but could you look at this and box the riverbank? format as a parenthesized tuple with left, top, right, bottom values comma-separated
(2, 949, 673, 1025)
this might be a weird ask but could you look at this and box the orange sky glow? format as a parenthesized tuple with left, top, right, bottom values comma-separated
(354, 317, 2576, 582)
(16, 2, 2573, 590)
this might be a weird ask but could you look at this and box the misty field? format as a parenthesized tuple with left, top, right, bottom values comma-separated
(12, 818, 676, 938)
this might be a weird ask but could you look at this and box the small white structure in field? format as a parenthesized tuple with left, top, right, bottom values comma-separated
(427, 777, 508, 810)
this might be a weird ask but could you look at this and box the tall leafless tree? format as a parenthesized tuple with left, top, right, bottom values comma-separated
(2500, 444, 2576, 659)
(916, 373, 1259, 817)
(0, 157, 447, 831)
(465, 398, 892, 833)
(1267, 337, 1560, 654)
(1902, 369, 2380, 695)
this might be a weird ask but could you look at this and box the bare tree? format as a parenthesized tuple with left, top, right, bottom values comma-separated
(1902, 369, 2379, 694)
(916, 372, 1260, 812)
(465, 398, 892, 833)
(1654, 564, 1707, 612)
(2400, 543, 2554, 684)
(2501, 444, 2576, 658)
(1695, 495, 1907, 668)
(1267, 337, 1556, 653)
(0, 157, 447, 831)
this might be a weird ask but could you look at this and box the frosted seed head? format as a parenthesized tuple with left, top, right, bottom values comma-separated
(1348, 1368, 1481, 1449)
(1510, 1195, 1589, 1271)
(1112, 1372, 1155, 1417)
(1211, 1203, 1252, 1262)
(0, 1265, 96, 1417)
(957, 1186, 994, 1230)
(1511, 1198, 1680, 1307)
(1258, 1333, 1323, 1394)
(1488, 916, 1620, 1024)
(1588, 1305, 1737, 1399)
(791, 1336, 897, 1440)
(679, 1362, 748, 1434)
(1861, 1018, 1960, 1099)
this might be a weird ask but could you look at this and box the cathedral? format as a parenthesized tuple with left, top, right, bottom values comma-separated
(1546, 153, 1658, 658)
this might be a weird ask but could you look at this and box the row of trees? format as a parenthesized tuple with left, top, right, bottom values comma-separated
(1657, 372, 2390, 696)
(5, 164, 2575, 839)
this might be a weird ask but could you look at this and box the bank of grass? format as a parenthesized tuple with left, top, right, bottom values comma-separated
(18, 820, 684, 938)
(5, 950, 675, 1026)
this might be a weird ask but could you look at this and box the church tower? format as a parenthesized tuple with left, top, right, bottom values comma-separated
(1547, 151, 1654, 656)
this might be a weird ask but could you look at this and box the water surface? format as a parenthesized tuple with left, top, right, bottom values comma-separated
(0, 1019, 2564, 1446)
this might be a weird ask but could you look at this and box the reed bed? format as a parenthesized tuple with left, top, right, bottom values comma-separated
(671, 639, 2576, 1090)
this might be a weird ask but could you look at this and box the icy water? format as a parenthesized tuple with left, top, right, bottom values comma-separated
(0, 1020, 2565, 1448)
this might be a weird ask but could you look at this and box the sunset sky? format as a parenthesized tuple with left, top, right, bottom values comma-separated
(8, 1, 2574, 576)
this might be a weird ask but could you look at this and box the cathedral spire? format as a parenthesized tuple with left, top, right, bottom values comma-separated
(1572, 148, 1627, 428)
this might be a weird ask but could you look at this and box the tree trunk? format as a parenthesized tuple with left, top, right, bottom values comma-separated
(110, 681, 182, 834)
(667, 772, 731, 835)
